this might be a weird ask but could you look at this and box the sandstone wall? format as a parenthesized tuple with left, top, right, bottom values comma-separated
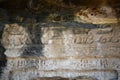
(0, 22, 120, 80)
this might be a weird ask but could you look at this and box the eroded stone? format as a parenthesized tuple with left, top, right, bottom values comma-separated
(74, 6, 118, 24)
(1, 24, 31, 57)
(0, 23, 119, 80)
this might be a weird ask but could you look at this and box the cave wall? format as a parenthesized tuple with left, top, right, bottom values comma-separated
(0, 23, 119, 80)
(0, 0, 120, 80)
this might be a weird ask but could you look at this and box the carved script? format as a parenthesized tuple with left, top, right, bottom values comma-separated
(74, 35, 120, 44)
(99, 35, 120, 43)
(74, 35, 94, 44)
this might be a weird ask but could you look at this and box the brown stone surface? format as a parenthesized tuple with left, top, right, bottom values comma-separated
(0, 1, 120, 80)
(33, 76, 96, 80)
(41, 25, 120, 58)
(33, 77, 69, 80)
(0, 23, 119, 80)
(1, 24, 31, 57)
(74, 6, 119, 24)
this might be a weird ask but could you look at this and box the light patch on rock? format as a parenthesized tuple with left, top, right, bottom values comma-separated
(1, 23, 31, 57)
(74, 6, 118, 24)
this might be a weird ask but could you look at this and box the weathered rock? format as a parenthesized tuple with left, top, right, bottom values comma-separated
(33, 76, 96, 80)
(33, 77, 69, 80)
(1, 24, 31, 57)
(0, 23, 119, 80)
(74, 6, 118, 24)
(0, 0, 120, 80)
(0, 8, 9, 23)
(42, 24, 120, 58)
(73, 76, 96, 80)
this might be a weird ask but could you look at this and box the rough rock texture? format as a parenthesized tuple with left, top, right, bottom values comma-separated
(33, 76, 96, 80)
(74, 6, 118, 24)
(0, 22, 119, 80)
(0, 0, 120, 80)
(1, 24, 31, 57)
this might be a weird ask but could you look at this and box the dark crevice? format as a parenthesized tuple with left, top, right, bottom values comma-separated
(0, 26, 7, 78)
(22, 25, 43, 57)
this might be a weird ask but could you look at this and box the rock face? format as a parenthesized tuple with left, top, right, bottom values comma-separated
(0, 22, 119, 80)
(74, 6, 118, 24)
(1, 24, 31, 57)
(0, 0, 120, 80)
(33, 76, 96, 80)
(0, 8, 8, 23)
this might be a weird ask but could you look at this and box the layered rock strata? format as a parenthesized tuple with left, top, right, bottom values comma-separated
(0, 22, 119, 80)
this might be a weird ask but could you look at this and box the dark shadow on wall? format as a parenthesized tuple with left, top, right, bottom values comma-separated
(113, 5, 120, 23)
(0, 25, 7, 78)
(22, 24, 43, 57)
(0, 44, 6, 77)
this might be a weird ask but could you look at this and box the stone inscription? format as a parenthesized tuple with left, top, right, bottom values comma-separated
(74, 35, 120, 44)
(74, 35, 94, 44)
(6, 58, 120, 70)
(41, 27, 120, 57)
(99, 35, 120, 43)
(1, 24, 120, 80)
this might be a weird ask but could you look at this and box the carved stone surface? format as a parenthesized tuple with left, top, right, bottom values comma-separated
(0, 23, 120, 80)
(42, 25, 120, 58)
(1, 24, 31, 57)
